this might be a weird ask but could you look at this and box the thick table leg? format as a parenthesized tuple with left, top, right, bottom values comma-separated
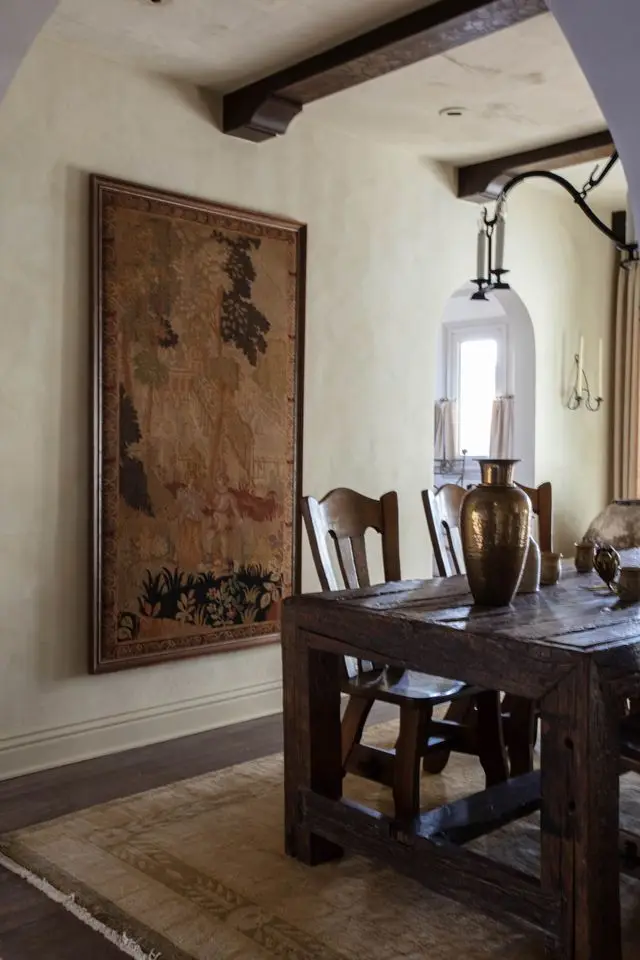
(540, 663, 620, 960)
(282, 609, 343, 865)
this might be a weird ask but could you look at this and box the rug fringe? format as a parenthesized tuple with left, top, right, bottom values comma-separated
(0, 852, 161, 959)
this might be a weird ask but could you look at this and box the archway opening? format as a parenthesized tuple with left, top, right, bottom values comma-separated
(434, 283, 536, 488)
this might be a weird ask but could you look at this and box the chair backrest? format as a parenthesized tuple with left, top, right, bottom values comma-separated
(516, 482, 553, 553)
(301, 488, 401, 591)
(423, 480, 554, 578)
(422, 484, 466, 577)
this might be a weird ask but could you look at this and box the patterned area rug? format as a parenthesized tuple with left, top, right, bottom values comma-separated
(2, 722, 640, 959)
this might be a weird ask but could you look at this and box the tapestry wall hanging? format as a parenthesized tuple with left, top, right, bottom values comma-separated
(91, 176, 306, 672)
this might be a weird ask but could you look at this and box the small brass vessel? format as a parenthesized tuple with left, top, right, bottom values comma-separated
(617, 567, 640, 603)
(540, 551, 563, 586)
(574, 539, 595, 573)
(461, 459, 531, 606)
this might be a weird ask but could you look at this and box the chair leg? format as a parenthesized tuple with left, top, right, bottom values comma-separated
(423, 697, 475, 774)
(341, 696, 374, 769)
(393, 705, 431, 820)
(475, 690, 508, 787)
(503, 695, 537, 777)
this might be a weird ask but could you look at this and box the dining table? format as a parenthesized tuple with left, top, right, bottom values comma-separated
(281, 564, 640, 960)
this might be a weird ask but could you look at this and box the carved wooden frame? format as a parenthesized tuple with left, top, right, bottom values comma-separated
(90, 175, 307, 672)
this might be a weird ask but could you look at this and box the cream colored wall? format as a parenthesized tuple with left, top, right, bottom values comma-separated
(0, 35, 614, 777)
(508, 190, 615, 552)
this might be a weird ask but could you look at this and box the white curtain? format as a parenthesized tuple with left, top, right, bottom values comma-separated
(613, 260, 640, 499)
(434, 399, 458, 460)
(489, 396, 515, 459)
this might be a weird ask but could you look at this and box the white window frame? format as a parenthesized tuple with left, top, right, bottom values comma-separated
(443, 319, 509, 460)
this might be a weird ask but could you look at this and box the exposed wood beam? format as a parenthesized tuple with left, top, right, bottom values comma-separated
(222, 0, 548, 142)
(457, 129, 615, 202)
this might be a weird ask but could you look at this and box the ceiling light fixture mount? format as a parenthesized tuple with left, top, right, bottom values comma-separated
(439, 106, 467, 118)
(471, 150, 638, 303)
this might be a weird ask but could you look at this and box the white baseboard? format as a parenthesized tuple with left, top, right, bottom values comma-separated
(0, 679, 282, 781)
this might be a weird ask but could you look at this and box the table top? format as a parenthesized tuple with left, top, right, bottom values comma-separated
(287, 564, 640, 701)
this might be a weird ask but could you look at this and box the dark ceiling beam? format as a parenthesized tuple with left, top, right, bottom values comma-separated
(457, 129, 616, 202)
(222, 0, 548, 142)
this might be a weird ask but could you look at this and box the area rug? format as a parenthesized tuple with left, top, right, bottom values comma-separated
(2, 722, 640, 959)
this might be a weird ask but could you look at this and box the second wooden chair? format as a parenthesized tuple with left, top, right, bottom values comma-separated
(424, 481, 553, 578)
(422, 480, 553, 777)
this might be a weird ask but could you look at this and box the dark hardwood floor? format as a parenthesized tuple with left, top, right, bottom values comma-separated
(0, 712, 286, 835)
(0, 704, 395, 958)
(0, 869, 128, 960)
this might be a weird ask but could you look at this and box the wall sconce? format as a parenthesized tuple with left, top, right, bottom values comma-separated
(567, 336, 603, 411)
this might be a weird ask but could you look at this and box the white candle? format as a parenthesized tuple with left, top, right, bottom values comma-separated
(598, 338, 603, 398)
(577, 335, 584, 391)
(494, 215, 506, 271)
(476, 227, 487, 280)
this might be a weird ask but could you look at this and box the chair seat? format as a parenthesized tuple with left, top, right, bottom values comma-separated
(344, 666, 478, 706)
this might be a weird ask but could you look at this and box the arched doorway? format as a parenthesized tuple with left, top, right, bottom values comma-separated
(434, 283, 536, 487)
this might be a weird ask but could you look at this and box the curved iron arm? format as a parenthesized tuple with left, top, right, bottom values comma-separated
(495, 162, 636, 255)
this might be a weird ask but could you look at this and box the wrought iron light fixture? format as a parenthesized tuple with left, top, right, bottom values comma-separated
(471, 150, 638, 302)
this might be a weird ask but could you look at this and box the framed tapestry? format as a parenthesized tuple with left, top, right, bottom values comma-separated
(91, 175, 306, 672)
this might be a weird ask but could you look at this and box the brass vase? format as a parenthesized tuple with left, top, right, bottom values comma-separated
(461, 459, 531, 606)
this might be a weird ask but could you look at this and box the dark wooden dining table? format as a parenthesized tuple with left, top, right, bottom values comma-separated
(282, 565, 640, 960)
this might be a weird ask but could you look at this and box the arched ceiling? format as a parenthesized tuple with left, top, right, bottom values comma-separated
(42, 1, 604, 163)
(0, 0, 633, 210)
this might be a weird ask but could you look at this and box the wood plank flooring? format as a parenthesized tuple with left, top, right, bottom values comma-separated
(0, 705, 395, 958)
(0, 869, 127, 960)
(0, 713, 285, 835)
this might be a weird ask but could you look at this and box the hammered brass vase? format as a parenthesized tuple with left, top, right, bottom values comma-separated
(461, 459, 531, 606)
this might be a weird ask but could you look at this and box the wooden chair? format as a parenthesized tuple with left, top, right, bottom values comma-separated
(423, 484, 466, 577)
(301, 487, 508, 820)
(422, 480, 554, 777)
(423, 481, 553, 579)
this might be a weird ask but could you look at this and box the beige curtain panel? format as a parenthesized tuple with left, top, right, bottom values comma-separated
(489, 396, 515, 459)
(434, 399, 458, 460)
(612, 260, 640, 500)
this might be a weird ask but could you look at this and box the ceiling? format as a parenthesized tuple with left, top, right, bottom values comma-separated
(44, 0, 441, 88)
(45, 1, 607, 164)
(306, 13, 605, 162)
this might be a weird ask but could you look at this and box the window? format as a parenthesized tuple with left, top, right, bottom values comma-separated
(458, 338, 498, 456)
(444, 321, 508, 458)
